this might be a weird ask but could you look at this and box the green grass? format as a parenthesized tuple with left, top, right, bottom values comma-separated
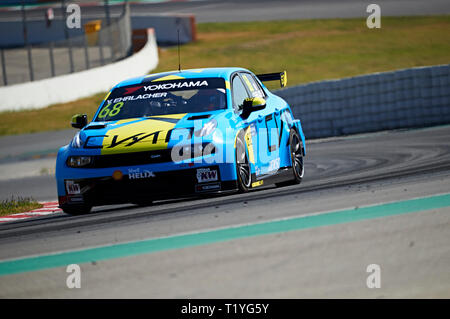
(0, 197, 43, 217)
(0, 92, 106, 136)
(1, 16, 449, 136)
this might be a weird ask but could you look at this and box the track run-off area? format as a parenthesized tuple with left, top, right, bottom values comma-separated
(0, 125, 449, 298)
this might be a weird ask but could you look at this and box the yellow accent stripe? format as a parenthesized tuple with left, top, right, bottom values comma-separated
(148, 113, 187, 119)
(242, 74, 255, 92)
(189, 69, 205, 73)
(152, 75, 185, 82)
(281, 71, 287, 87)
(244, 127, 255, 164)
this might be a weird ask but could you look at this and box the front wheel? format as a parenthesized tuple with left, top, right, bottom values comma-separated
(235, 133, 252, 192)
(276, 129, 304, 187)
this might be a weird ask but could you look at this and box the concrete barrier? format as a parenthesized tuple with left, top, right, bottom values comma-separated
(276, 64, 450, 139)
(0, 28, 158, 111)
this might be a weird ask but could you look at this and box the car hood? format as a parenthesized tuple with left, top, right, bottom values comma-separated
(78, 111, 225, 155)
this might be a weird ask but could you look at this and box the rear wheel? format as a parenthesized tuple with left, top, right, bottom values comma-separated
(62, 205, 92, 216)
(276, 129, 304, 187)
(235, 133, 252, 192)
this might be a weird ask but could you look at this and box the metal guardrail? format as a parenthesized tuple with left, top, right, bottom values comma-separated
(276, 64, 450, 139)
(0, 2, 131, 87)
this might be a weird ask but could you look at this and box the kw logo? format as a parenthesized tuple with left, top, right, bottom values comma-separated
(196, 168, 219, 183)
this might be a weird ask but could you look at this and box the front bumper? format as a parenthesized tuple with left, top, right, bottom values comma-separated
(58, 165, 238, 208)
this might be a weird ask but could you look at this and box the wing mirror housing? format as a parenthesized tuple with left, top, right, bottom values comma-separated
(71, 114, 88, 129)
(241, 97, 266, 119)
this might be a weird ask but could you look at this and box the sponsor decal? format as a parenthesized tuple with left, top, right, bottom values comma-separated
(195, 182, 221, 193)
(196, 168, 219, 183)
(250, 123, 257, 136)
(112, 170, 123, 181)
(100, 116, 181, 155)
(107, 131, 161, 149)
(107, 92, 167, 104)
(143, 80, 208, 92)
(251, 180, 264, 188)
(68, 196, 84, 203)
(65, 180, 81, 195)
(128, 168, 155, 180)
(123, 86, 143, 95)
(268, 158, 280, 172)
(90, 131, 164, 150)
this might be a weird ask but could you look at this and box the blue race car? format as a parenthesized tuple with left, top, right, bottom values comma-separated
(56, 67, 306, 215)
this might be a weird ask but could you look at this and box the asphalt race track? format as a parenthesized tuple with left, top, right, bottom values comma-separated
(2, 0, 450, 23)
(0, 125, 449, 298)
(131, 0, 450, 23)
(0, 0, 449, 300)
(0, 129, 76, 202)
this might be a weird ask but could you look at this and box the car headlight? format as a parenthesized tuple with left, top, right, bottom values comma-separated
(67, 156, 92, 168)
(71, 132, 84, 148)
(194, 119, 217, 137)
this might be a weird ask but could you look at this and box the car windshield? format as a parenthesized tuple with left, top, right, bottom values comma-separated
(94, 77, 227, 122)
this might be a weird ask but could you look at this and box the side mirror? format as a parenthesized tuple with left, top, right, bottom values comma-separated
(241, 97, 266, 119)
(71, 114, 88, 129)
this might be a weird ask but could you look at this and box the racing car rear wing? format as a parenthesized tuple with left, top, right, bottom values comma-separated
(256, 71, 287, 88)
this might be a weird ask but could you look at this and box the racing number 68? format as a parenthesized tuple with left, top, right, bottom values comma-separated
(98, 102, 124, 119)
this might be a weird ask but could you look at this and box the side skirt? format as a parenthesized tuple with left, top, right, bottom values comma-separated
(251, 167, 293, 188)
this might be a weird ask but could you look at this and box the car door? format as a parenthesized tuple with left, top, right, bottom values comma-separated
(239, 71, 280, 175)
(231, 73, 263, 177)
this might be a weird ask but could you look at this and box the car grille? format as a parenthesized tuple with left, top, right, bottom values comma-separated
(87, 143, 215, 168)
(91, 149, 172, 168)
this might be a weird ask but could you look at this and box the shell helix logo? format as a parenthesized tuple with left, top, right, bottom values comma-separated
(128, 168, 156, 180)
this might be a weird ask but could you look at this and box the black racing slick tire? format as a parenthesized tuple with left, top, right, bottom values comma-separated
(235, 132, 252, 193)
(62, 205, 92, 216)
(276, 129, 304, 187)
